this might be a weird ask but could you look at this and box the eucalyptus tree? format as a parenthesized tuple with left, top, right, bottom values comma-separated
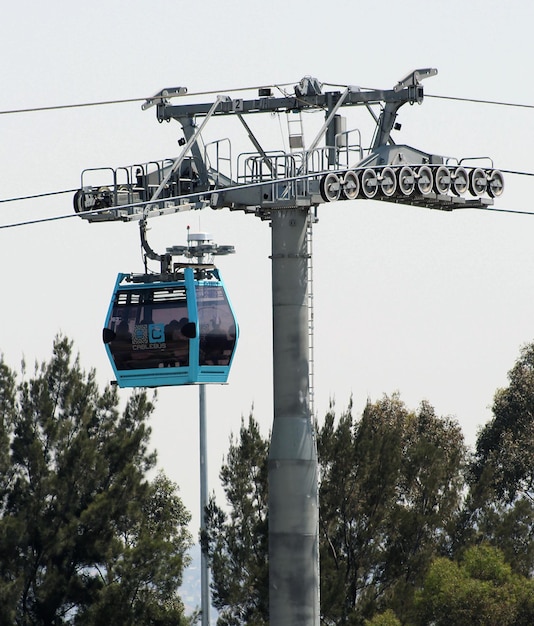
(317, 395, 466, 623)
(456, 342, 534, 577)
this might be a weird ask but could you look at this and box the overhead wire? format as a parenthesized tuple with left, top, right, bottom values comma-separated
(0, 211, 79, 229)
(0, 82, 298, 117)
(0, 189, 77, 203)
(1, 78, 533, 117)
(322, 82, 534, 111)
(470, 206, 534, 217)
(500, 168, 534, 177)
(426, 93, 534, 110)
(0, 96, 148, 116)
(2, 167, 533, 214)
(1, 82, 534, 228)
(3, 166, 534, 230)
(3, 200, 534, 231)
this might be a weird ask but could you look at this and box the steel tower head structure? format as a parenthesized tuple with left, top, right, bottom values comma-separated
(74, 68, 503, 225)
(74, 68, 504, 625)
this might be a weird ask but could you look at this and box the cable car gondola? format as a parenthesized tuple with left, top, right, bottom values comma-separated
(102, 266, 238, 388)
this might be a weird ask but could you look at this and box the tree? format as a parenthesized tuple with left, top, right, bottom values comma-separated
(0, 335, 193, 625)
(202, 413, 269, 626)
(364, 610, 401, 626)
(317, 395, 466, 624)
(472, 341, 534, 503)
(205, 395, 466, 625)
(457, 342, 534, 576)
(77, 471, 193, 625)
(414, 545, 534, 625)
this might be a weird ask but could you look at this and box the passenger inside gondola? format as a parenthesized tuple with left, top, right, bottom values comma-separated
(163, 317, 190, 367)
(200, 317, 232, 365)
(113, 321, 132, 369)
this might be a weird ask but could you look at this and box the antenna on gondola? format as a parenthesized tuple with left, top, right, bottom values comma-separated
(137, 219, 234, 278)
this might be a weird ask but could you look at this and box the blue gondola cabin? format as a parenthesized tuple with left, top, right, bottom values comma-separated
(102, 267, 238, 387)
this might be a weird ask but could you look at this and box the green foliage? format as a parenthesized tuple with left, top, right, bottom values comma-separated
(205, 341, 534, 625)
(203, 412, 269, 625)
(364, 609, 401, 626)
(473, 342, 534, 503)
(318, 394, 466, 624)
(455, 342, 534, 577)
(0, 335, 193, 625)
(205, 395, 466, 625)
(78, 471, 193, 625)
(414, 545, 534, 626)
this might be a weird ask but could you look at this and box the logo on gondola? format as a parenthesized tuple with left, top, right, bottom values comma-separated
(132, 323, 166, 350)
(148, 323, 165, 344)
(133, 325, 148, 345)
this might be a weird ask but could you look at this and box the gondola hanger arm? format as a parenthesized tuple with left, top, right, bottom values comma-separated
(139, 218, 171, 273)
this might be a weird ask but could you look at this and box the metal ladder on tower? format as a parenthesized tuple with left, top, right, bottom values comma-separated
(307, 210, 316, 418)
(287, 111, 305, 152)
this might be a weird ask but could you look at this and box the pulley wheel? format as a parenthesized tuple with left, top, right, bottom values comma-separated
(341, 170, 360, 200)
(73, 189, 85, 213)
(451, 167, 469, 196)
(96, 187, 113, 209)
(487, 169, 504, 198)
(361, 168, 379, 198)
(469, 168, 487, 196)
(398, 166, 415, 196)
(433, 165, 451, 195)
(379, 167, 397, 197)
(416, 165, 433, 195)
(320, 173, 341, 202)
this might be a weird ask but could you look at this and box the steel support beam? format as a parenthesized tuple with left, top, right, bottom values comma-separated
(158, 87, 421, 122)
(149, 95, 228, 202)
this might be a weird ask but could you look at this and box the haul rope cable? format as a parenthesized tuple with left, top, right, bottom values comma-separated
(3, 187, 534, 232)
(0, 82, 298, 116)
(1, 84, 534, 117)
(0, 85, 533, 227)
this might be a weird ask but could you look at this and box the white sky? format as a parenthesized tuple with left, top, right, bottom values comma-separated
(2, 0, 534, 533)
